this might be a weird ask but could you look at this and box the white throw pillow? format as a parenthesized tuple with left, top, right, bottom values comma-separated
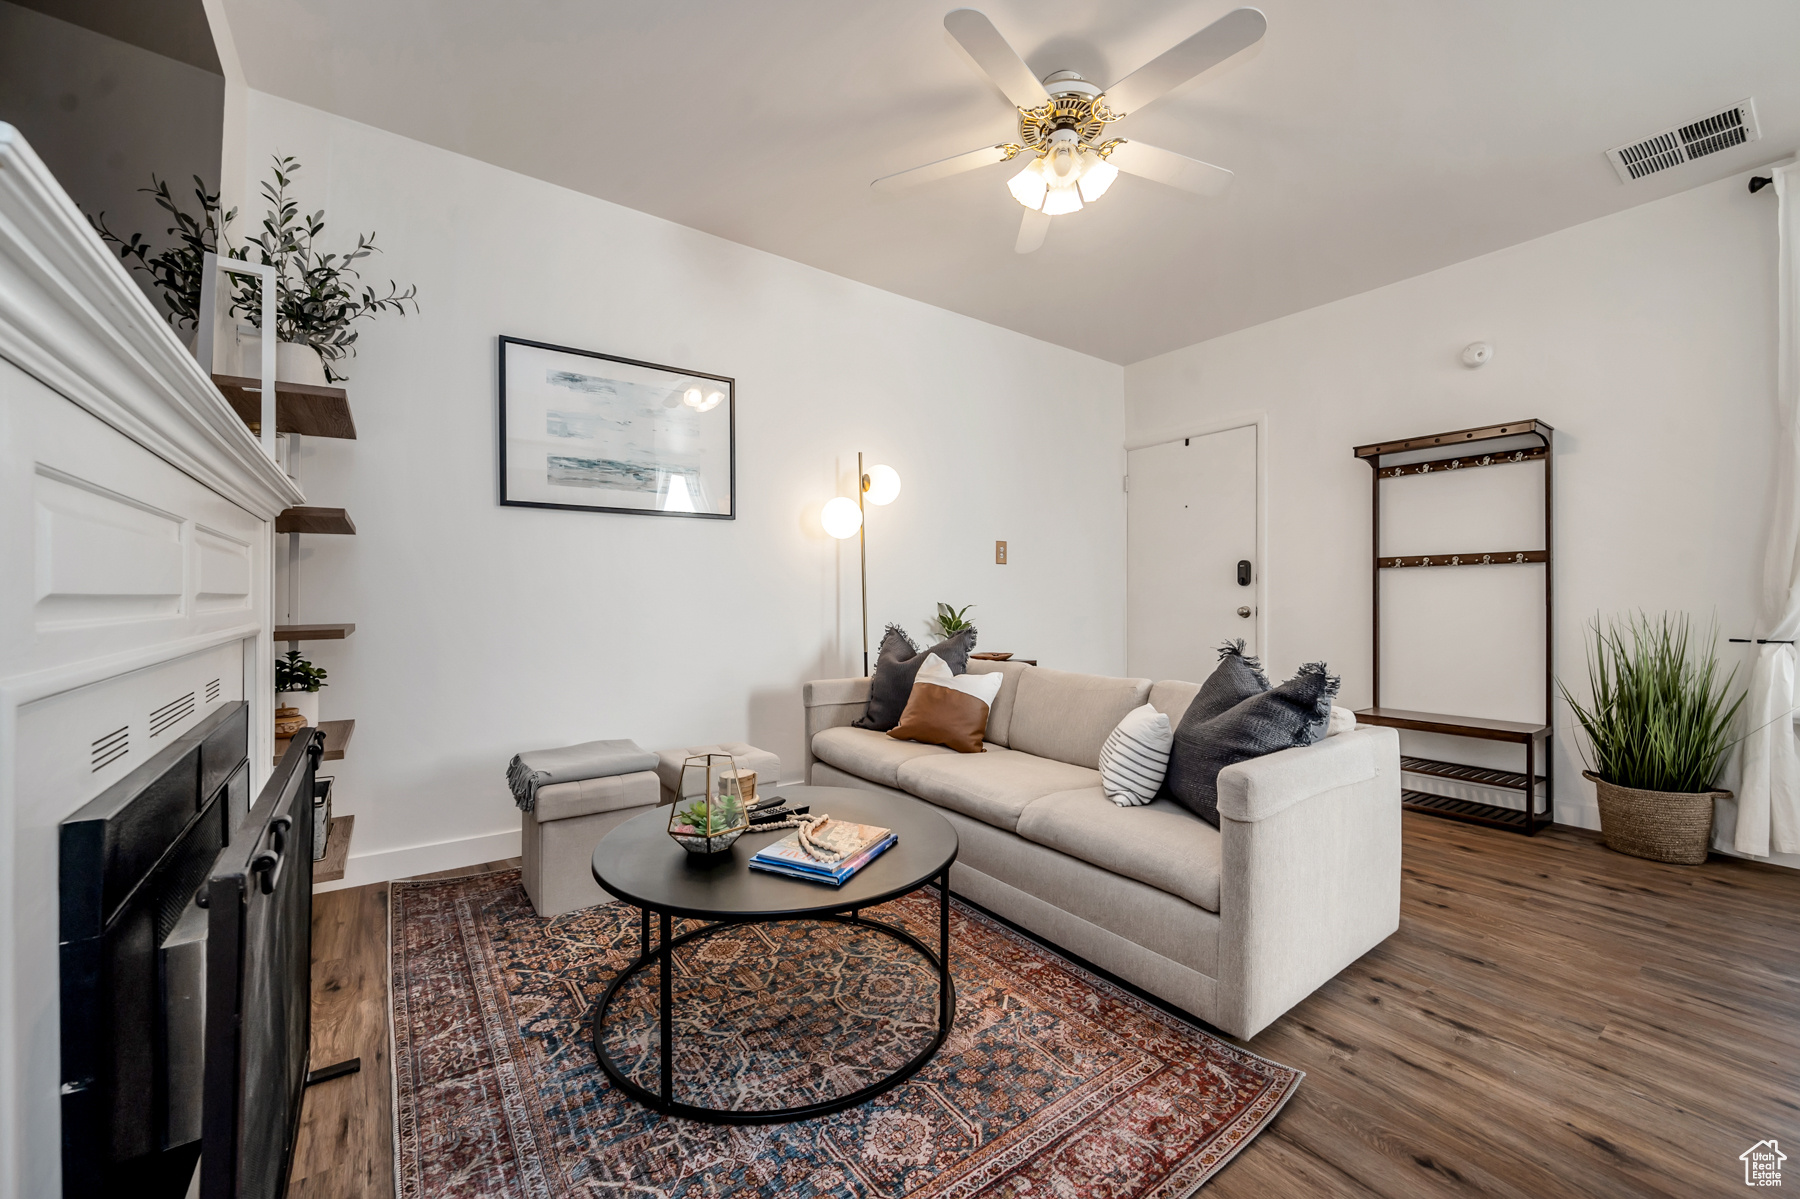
(1326, 706, 1356, 737)
(912, 652, 1004, 706)
(1099, 702, 1174, 807)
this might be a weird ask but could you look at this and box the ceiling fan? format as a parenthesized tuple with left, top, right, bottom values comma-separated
(873, 7, 1267, 253)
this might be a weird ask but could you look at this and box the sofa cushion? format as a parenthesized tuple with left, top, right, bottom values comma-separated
(1007, 668, 1152, 769)
(965, 660, 1031, 747)
(896, 747, 1102, 832)
(1148, 680, 1201, 728)
(812, 725, 954, 787)
(1016, 787, 1222, 912)
(534, 769, 661, 823)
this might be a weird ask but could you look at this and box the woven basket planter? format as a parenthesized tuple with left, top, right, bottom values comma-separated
(1584, 771, 1722, 865)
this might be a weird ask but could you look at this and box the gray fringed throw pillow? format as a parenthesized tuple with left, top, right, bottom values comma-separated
(1187, 639, 1270, 725)
(853, 624, 978, 732)
(1164, 661, 1340, 826)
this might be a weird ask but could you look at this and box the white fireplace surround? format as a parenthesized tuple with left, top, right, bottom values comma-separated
(0, 124, 303, 1199)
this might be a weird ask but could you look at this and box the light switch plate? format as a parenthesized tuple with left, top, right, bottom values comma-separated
(995, 540, 1008, 564)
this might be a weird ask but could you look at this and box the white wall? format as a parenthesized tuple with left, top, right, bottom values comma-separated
(242, 93, 1127, 886)
(1126, 170, 1788, 855)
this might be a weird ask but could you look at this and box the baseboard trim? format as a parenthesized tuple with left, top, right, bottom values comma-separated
(313, 826, 521, 893)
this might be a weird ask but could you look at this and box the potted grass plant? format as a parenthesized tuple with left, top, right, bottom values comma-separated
(1561, 612, 1743, 864)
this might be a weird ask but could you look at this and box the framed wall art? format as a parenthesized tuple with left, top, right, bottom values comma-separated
(498, 336, 735, 519)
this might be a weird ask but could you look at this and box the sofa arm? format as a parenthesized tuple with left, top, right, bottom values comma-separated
(1216, 726, 1379, 823)
(802, 677, 871, 781)
(1216, 726, 1401, 1039)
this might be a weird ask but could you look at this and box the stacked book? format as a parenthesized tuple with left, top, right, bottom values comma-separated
(749, 818, 897, 886)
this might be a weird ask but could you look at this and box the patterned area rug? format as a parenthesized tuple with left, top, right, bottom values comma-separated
(391, 869, 1300, 1197)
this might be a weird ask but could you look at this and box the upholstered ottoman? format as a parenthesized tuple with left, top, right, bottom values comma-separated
(655, 742, 783, 806)
(513, 740, 662, 917)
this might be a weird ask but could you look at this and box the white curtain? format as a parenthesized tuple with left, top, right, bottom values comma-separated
(1736, 161, 1800, 858)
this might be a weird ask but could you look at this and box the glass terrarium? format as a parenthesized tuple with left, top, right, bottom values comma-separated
(667, 752, 750, 857)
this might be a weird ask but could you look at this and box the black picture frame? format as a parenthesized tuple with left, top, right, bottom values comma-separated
(497, 335, 736, 520)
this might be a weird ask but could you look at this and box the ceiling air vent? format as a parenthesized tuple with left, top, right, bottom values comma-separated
(1607, 98, 1760, 183)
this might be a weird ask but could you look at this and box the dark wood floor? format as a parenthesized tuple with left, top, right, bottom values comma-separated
(290, 819, 1800, 1197)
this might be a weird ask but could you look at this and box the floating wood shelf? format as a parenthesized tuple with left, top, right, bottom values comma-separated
(276, 718, 354, 765)
(313, 814, 354, 884)
(214, 374, 356, 439)
(276, 506, 356, 535)
(274, 623, 356, 641)
(1356, 708, 1548, 743)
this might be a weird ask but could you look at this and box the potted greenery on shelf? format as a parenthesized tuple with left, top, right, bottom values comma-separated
(231, 155, 417, 384)
(88, 156, 417, 384)
(90, 175, 235, 331)
(1561, 612, 1743, 864)
(275, 649, 328, 729)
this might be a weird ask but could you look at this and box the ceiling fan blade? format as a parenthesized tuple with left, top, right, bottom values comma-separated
(1015, 208, 1051, 254)
(871, 144, 1017, 193)
(945, 9, 1051, 110)
(1103, 7, 1267, 116)
(1106, 140, 1234, 196)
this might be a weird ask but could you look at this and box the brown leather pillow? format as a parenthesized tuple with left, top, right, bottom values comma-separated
(886, 656, 1005, 754)
(888, 682, 991, 753)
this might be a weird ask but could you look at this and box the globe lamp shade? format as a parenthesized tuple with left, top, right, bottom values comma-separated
(821, 496, 864, 539)
(863, 464, 901, 506)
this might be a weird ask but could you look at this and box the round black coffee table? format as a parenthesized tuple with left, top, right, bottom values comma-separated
(589, 785, 958, 1124)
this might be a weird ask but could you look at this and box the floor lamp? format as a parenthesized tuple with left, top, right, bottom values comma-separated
(822, 453, 902, 675)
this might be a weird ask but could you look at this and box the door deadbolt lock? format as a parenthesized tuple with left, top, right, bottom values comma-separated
(1237, 606, 1253, 619)
(1237, 560, 1252, 586)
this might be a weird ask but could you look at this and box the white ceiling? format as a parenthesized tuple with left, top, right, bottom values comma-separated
(221, 0, 1800, 364)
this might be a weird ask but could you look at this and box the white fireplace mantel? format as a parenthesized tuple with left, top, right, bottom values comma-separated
(0, 123, 304, 1199)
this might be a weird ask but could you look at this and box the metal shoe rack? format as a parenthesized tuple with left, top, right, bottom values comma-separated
(1352, 419, 1554, 834)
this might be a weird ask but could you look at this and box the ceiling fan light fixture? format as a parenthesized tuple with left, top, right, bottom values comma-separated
(1077, 155, 1118, 202)
(1041, 183, 1083, 216)
(1007, 158, 1049, 210)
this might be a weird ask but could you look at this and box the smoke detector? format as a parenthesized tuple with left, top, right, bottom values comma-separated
(1606, 98, 1761, 183)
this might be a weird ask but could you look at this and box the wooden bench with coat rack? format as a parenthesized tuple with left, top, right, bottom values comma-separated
(1352, 419, 1554, 835)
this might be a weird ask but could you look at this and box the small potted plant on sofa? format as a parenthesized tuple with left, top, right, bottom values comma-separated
(1562, 612, 1743, 864)
(275, 649, 328, 730)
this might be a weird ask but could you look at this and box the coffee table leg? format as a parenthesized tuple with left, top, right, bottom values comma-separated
(640, 906, 650, 960)
(939, 868, 951, 1030)
(659, 910, 673, 1106)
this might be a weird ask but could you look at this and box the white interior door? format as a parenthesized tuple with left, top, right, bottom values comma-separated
(1127, 424, 1258, 682)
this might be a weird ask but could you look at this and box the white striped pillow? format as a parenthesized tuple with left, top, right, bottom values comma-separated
(1099, 703, 1174, 807)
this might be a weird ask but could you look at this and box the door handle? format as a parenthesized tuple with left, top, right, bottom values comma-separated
(1237, 606, 1252, 618)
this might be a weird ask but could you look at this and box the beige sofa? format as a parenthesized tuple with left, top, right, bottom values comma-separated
(802, 661, 1401, 1040)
